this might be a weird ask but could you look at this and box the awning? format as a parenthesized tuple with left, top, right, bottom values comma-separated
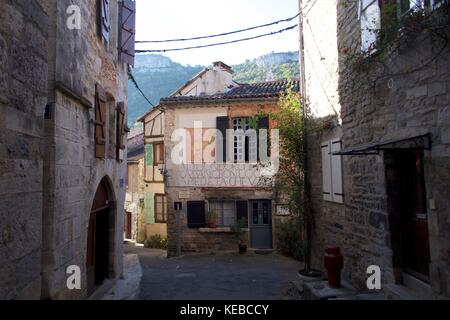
(333, 133, 432, 156)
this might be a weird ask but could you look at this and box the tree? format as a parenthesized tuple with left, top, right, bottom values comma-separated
(271, 86, 316, 274)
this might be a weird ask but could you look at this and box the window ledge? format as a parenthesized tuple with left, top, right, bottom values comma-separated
(198, 227, 249, 233)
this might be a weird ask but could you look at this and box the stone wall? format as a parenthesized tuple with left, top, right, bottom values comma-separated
(0, 0, 49, 300)
(39, 0, 128, 299)
(307, 122, 347, 275)
(165, 187, 274, 256)
(335, 2, 450, 295)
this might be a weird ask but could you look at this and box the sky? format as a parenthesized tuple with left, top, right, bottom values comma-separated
(135, 0, 300, 66)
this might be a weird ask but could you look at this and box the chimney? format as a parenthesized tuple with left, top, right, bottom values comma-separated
(212, 61, 233, 74)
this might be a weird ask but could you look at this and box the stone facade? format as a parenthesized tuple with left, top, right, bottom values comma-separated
(163, 101, 280, 257)
(1, 0, 132, 299)
(0, 0, 49, 300)
(305, 1, 450, 298)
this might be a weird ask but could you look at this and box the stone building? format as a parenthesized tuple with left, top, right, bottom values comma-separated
(138, 62, 299, 256)
(302, 0, 450, 299)
(0, 0, 136, 299)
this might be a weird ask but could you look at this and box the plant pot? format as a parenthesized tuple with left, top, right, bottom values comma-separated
(239, 244, 247, 254)
(207, 221, 217, 228)
(298, 269, 325, 282)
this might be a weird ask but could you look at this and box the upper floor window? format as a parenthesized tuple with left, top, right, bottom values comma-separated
(232, 118, 257, 163)
(153, 143, 164, 166)
(359, 0, 445, 53)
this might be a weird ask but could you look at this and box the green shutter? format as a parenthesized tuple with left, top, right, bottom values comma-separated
(145, 144, 153, 166)
(145, 192, 155, 224)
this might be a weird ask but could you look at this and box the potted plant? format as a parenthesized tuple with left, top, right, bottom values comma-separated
(232, 218, 248, 253)
(206, 210, 218, 228)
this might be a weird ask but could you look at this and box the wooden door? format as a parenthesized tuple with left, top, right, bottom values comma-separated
(86, 215, 96, 295)
(125, 211, 132, 239)
(402, 150, 431, 279)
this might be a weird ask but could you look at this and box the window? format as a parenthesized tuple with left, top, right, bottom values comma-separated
(360, 0, 445, 53)
(232, 117, 262, 163)
(155, 194, 167, 223)
(360, 0, 381, 54)
(153, 143, 164, 165)
(208, 200, 249, 227)
(321, 139, 344, 204)
(187, 201, 206, 228)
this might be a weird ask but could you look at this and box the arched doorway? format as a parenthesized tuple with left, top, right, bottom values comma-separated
(87, 177, 115, 296)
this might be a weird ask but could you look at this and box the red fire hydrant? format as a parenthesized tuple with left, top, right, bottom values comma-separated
(324, 246, 344, 288)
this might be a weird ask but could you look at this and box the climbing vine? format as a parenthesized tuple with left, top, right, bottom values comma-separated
(341, 0, 450, 92)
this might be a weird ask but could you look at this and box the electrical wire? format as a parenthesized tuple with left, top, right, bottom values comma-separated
(135, 24, 298, 53)
(128, 66, 155, 107)
(135, 13, 300, 43)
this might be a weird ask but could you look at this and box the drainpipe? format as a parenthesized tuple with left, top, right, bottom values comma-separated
(298, 0, 307, 104)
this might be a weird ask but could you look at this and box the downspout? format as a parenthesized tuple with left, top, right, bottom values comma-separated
(298, 0, 313, 273)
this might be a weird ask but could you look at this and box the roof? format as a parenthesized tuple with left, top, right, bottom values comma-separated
(127, 130, 144, 159)
(160, 79, 300, 104)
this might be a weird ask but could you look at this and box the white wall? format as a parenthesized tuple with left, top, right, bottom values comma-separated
(303, 0, 341, 119)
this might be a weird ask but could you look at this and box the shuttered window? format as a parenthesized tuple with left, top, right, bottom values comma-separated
(95, 84, 107, 159)
(119, 0, 136, 66)
(187, 201, 206, 228)
(99, 0, 110, 44)
(116, 102, 126, 161)
(153, 143, 164, 165)
(321, 139, 344, 204)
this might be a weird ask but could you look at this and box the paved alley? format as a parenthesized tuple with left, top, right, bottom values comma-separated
(124, 246, 300, 300)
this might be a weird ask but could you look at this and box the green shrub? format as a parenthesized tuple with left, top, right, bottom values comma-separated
(144, 234, 167, 249)
(277, 219, 305, 261)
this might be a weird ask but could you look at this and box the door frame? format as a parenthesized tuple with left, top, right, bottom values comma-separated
(87, 177, 116, 296)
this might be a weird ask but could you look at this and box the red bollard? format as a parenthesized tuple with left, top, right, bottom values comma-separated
(324, 246, 344, 288)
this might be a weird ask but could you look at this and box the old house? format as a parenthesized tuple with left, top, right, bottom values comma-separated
(301, 0, 450, 299)
(139, 61, 299, 256)
(125, 127, 145, 243)
(0, 0, 136, 299)
(136, 107, 168, 242)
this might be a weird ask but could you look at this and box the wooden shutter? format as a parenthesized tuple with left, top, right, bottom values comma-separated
(120, 0, 136, 66)
(257, 116, 269, 161)
(321, 142, 332, 201)
(99, 0, 110, 43)
(95, 84, 107, 159)
(187, 201, 206, 228)
(331, 139, 344, 204)
(116, 102, 126, 161)
(216, 117, 228, 163)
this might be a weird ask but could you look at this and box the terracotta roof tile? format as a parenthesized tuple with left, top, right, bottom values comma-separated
(160, 79, 299, 104)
